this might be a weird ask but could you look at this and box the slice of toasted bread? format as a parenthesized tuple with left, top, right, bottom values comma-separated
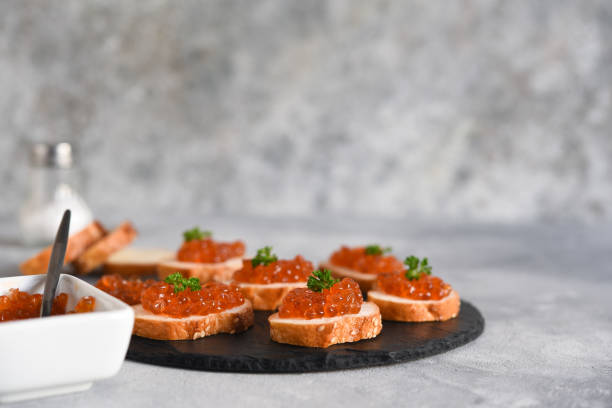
(20, 221, 107, 275)
(319, 261, 378, 292)
(103, 248, 174, 276)
(157, 257, 243, 283)
(367, 290, 460, 322)
(268, 302, 382, 348)
(74, 221, 138, 274)
(235, 281, 306, 311)
(132, 300, 254, 340)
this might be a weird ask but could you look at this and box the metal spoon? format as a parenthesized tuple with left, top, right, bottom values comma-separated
(40, 209, 71, 317)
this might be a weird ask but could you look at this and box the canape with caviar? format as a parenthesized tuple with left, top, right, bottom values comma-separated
(157, 227, 245, 283)
(268, 269, 382, 348)
(132, 273, 254, 340)
(320, 244, 404, 292)
(367, 256, 460, 322)
(232, 246, 314, 310)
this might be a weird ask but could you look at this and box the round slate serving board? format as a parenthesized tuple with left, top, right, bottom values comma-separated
(126, 301, 483, 373)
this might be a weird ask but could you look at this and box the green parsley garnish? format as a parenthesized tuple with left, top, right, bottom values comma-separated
(251, 246, 278, 267)
(164, 272, 202, 293)
(404, 256, 432, 280)
(183, 227, 212, 242)
(307, 269, 340, 292)
(364, 245, 392, 256)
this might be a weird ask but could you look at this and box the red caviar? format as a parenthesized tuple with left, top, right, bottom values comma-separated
(177, 238, 245, 263)
(96, 274, 156, 305)
(233, 255, 314, 284)
(377, 272, 452, 300)
(0, 289, 93, 322)
(73, 296, 96, 313)
(52, 293, 68, 315)
(141, 281, 245, 317)
(330, 246, 403, 274)
(278, 278, 363, 319)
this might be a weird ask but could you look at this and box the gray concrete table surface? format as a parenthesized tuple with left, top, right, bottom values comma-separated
(0, 215, 610, 408)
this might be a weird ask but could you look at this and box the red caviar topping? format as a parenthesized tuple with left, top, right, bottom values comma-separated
(233, 255, 314, 284)
(330, 246, 403, 274)
(96, 274, 156, 305)
(177, 239, 245, 263)
(278, 278, 363, 319)
(0, 289, 93, 322)
(141, 281, 245, 317)
(377, 272, 452, 300)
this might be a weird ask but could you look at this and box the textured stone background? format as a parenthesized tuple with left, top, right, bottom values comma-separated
(1, 0, 611, 222)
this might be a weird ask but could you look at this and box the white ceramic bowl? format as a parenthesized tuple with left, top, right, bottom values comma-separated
(0, 274, 134, 404)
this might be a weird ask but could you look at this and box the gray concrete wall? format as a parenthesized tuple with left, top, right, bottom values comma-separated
(1, 0, 611, 222)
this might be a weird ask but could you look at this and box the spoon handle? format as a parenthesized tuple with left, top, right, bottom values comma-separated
(40, 209, 71, 317)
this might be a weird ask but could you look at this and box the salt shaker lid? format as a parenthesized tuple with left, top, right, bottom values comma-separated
(29, 142, 74, 169)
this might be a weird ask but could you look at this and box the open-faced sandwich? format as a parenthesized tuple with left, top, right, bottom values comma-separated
(157, 227, 245, 283)
(320, 244, 404, 292)
(367, 256, 460, 322)
(269, 270, 382, 348)
(232, 246, 312, 310)
(97, 273, 253, 340)
(103, 248, 175, 276)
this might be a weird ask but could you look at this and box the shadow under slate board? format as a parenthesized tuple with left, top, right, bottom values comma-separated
(126, 301, 484, 373)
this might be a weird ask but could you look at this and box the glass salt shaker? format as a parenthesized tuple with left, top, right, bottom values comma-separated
(19, 142, 93, 246)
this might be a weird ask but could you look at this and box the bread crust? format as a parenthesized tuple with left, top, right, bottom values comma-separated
(20, 221, 107, 275)
(235, 281, 305, 311)
(74, 221, 138, 274)
(268, 302, 382, 348)
(103, 248, 174, 276)
(319, 261, 378, 292)
(104, 263, 157, 276)
(367, 290, 460, 322)
(132, 301, 254, 340)
(157, 257, 243, 283)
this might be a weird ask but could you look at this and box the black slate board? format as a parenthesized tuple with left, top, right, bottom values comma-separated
(126, 301, 484, 373)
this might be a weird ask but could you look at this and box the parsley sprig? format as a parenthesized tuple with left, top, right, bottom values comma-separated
(251, 246, 278, 267)
(364, 244, 392, 256)
(307, 269, 340, 292)
(404, 256, 432, 280)
(183, 227, 212, 242)
(164, 272, 202, 293)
